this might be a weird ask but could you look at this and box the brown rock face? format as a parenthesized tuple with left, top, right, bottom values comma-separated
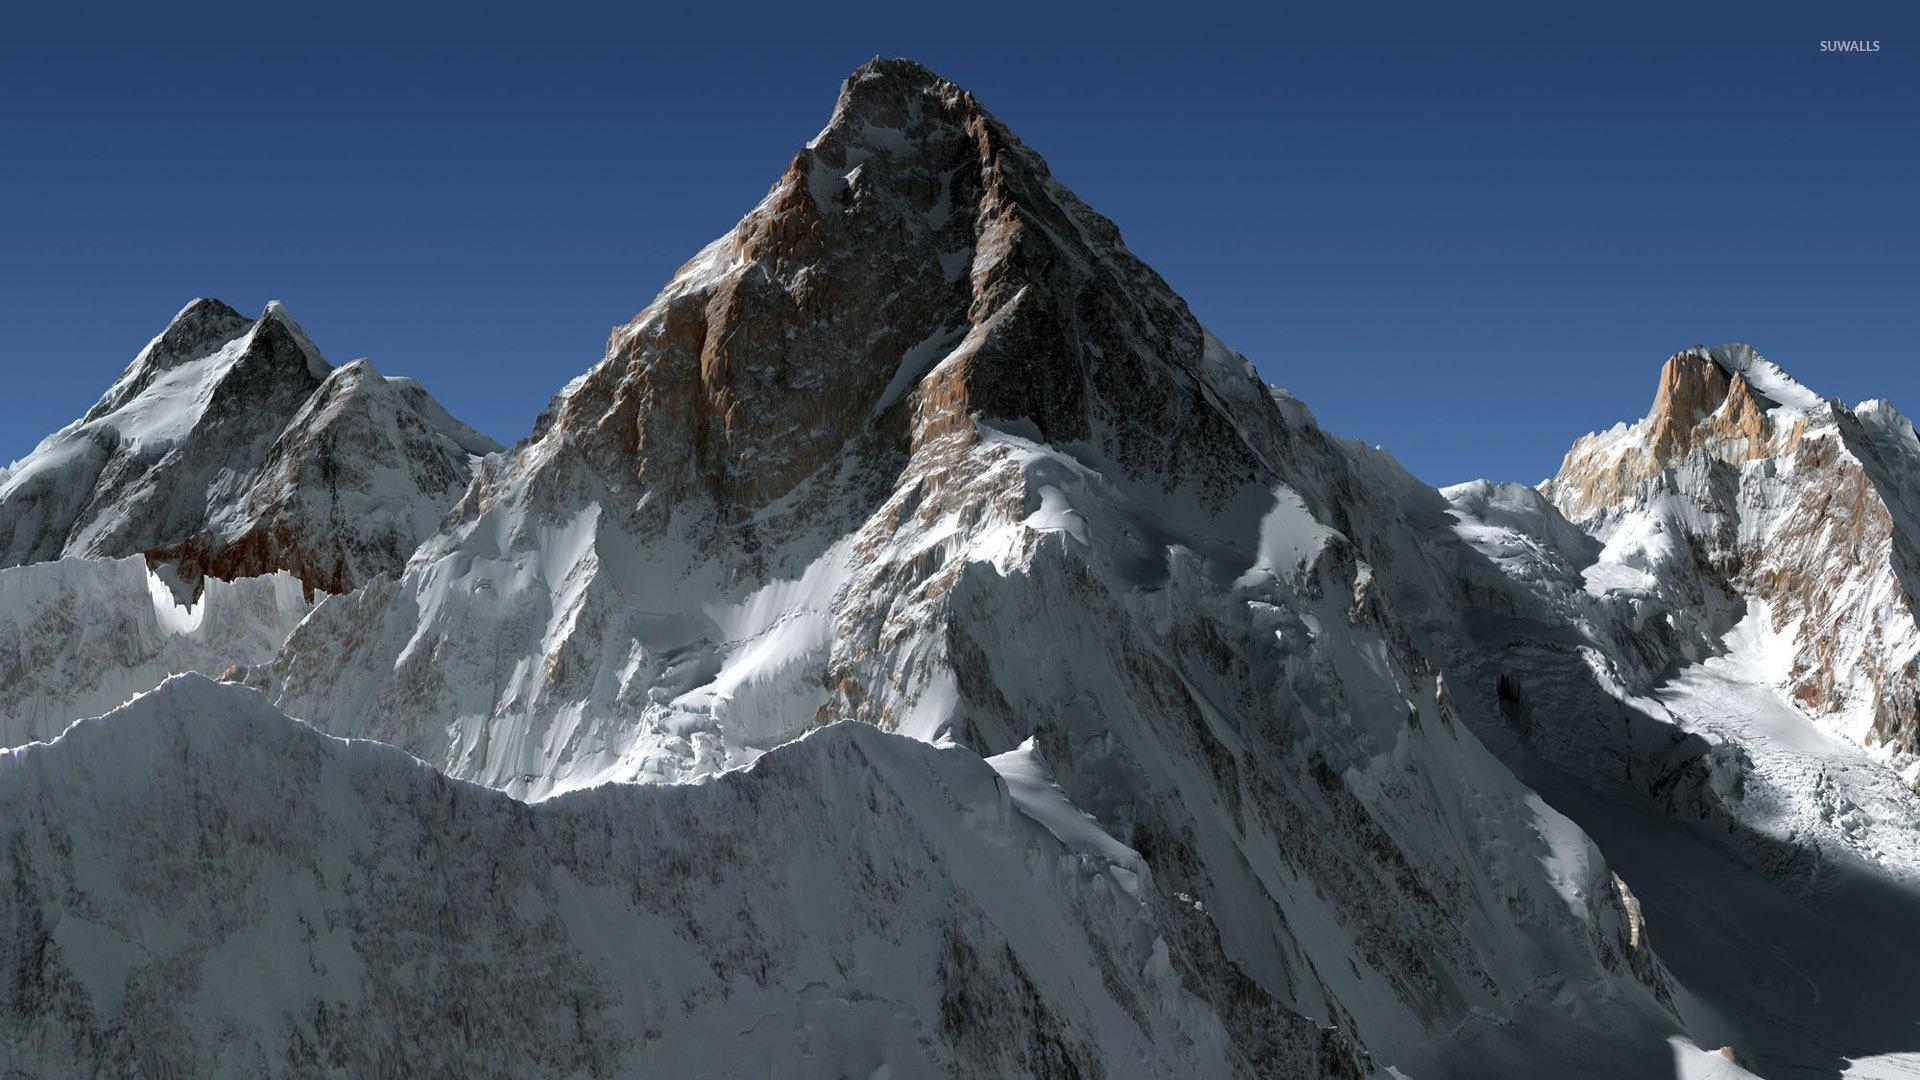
(0, 306, 330, 572)
(1646, 350, 1734, 462)
(1548, 347, 1806, 523)
(149, 357, 494, 599)
(246, 60, 1694, 1073)
(1647, 350, 1782, 465)
(146, 522, 353, 601)
(457, 58, 1263, 584)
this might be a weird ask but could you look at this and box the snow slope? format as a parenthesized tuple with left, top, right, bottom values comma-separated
(1543, 343, 1920, 759)
(0, 674, 1364, 1079)
(1415, 348, 1920, 1077)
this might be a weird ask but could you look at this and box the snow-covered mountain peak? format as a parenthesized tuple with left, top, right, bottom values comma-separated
(316, 357, 494, 448)
(438, 56, 1259, 599)
(122, 295, 250, 363)
(1532, 340, 1920, 761)
(0, 299, 497, 596)
(83, 297, 254, 423)
(19, 60, 1920, 1077)
(83, 299, 335, 444)
(279, 354, 503, 465)
(1694, 341, 1825, 411)
(222, 64, 1705, 1075)
(1667, 339, 1827, 421)
(256, 298, 331, 381)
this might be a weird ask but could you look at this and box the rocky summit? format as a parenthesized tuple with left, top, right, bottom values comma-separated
(3, 58, 1919, 1079)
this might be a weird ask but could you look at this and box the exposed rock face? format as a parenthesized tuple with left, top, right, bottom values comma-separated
(17, 49, 1920, 1080)
(3, 59, 1915, 1074)
(443, 57, 1252, 580)
(1552, 345, 1809, 520)
(1645, 348, 1777, 463)
(0, 301, 328, 573)
(1420, 348, 1920, 1077)
(1542, 343, 1920, 756)
(0, 301, 500, 598)
(78, 297, 258, 423)
(148, 358, 500, 597)
(263, 58, 1294, 792)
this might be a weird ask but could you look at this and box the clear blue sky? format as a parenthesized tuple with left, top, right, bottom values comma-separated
(3, 1, 1914, 485)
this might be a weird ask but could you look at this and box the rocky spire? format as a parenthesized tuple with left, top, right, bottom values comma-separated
(1546, 342, 1819, 521)
(1645, 346, 1778, 463)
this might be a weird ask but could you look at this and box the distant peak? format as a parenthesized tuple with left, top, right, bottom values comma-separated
(842, 56, 951, 99)
(256, 300, 303, 337)
(252, 301, 331, 381)
(1641, 343, 1826, 463)
(83, 297, 256, 422)
(171, 296, 247, 327)
(143, 297, 253, 370)
(305, 357, 384, 396)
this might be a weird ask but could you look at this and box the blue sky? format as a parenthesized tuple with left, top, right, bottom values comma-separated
(2, 1, 1914, 485)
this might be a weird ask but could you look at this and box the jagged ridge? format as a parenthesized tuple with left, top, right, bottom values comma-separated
(0, 674, 1362, 1078)
(0, 300, 502, 597)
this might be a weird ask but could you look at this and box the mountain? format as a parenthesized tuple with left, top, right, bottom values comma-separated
(5, 57, 1920, 1079)
(220, 57, 1687, 1073)
(0, 299, 501, 598)
(1427, 349, 1920, 1075)
(1544, 344, 1920, 763)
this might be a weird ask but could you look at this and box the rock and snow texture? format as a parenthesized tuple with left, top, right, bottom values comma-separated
(1421, 350, 1920, 1077)
(0, 675, 1364, 1079)
(1542, 344, 1920, 759)
(4, 57, 1919, 1079)
(0, 556, 312, 746)
(0, 298, 500, 598)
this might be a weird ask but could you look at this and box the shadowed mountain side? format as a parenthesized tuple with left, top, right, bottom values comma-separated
(0, 674, 1363, 1078)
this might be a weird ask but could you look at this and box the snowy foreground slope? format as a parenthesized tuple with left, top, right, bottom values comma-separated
(4, 58, 1919, 1078)
(0, 675, 1364, 1078)
(0, 299, 500, 598)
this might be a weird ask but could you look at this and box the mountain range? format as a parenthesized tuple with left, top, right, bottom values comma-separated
(3, 58, 1917, 1079)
